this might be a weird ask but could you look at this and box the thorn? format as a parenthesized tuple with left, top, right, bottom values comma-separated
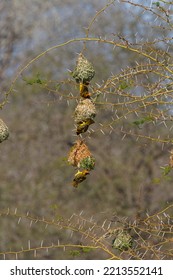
(102, 219, 107, 229)
(122, 134, 126, 140)
(100, 129, 105, 135)
(45, 224, 48, 230)
(34, 250, 37, 258)
(28, 240, 31, 250)
(79, 210, 83, 216)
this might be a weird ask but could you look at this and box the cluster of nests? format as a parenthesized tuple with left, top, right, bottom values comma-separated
(68, 54, 96, 188)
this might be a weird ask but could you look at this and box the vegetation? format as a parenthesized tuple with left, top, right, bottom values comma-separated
(0, 0, 173, 259)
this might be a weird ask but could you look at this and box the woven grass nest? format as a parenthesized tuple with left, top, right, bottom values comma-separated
(72, 53, 95, 84)
(68, 140, 95, 170)
(74, 99, 96, 124)
(0, 118, 9, 143)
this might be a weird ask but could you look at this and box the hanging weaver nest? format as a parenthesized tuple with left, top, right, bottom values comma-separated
(74, 99, 96, 124)
(72, 53, 95, 84)
(68, 140, 95, 170)
(0, 118, 9, 143)
(112, 229, 133, 251)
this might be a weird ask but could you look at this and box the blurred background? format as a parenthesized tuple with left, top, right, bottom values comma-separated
(0, 0, 173, 259)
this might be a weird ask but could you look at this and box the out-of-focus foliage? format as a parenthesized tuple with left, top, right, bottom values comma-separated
(1, 0, 173, 259)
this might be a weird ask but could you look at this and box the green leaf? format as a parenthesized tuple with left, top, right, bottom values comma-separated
(69, 250, 80, 257)
(81, 247, 93, 253)
(160, 165, 172, 176)
(132, 116, 154, 128)
(23, 73, 46, 85)
(118, 80, 134, 90)
(55, 83, 61, 90)
(55, 215, 64, 221)
(119, 81, 129, 90)
(152, 177, 161, 184)
(153, 1, 160, 7)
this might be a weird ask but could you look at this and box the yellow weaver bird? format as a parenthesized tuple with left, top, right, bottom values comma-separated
(72, 170, 90, 188)
(79, 83, 91, 98)
(76, 119, 95, 135)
